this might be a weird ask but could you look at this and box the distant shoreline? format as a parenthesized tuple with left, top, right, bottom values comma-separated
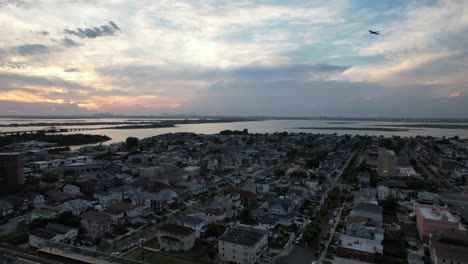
(374, 124, 468, 129)
(1, 115, 468, 123)
(292, 127, 412, 132)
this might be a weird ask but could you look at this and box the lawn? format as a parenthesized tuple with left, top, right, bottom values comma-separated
(168, 244, 209, 259)
(125, 245, 214, 264)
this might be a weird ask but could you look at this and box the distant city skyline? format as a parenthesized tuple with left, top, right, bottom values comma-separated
(0, 0, 467, 117)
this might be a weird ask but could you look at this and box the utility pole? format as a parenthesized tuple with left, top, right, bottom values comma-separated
(140, 242, 144, 261)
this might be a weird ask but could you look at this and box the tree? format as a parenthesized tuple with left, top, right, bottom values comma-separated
(289, 170, 308, 179)
(380, 196, 399, 213)
(274, 169, 285, 177)
(125, 137, 139, 150)
(240, 208, 256, 225)
(53, 211, 81, 228)
(206, 223, 226, 237)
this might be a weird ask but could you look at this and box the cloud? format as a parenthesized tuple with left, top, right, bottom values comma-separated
(61, 37, 81, 47)
(0, 100, 96, 115)
(15, 44, 49, 55)
(64, 21, 120, 39)
(64, 67, 80, 72)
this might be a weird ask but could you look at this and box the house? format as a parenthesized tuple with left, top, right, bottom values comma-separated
(377, 186, 390, 201)
(62, 184, 81, 196)
(254, 179, 269, 193)
(336, 234, 383, 263)
(157, 223, 196, 251)
(268, 198, 295, 225)
(81, 211, 112, 239)
(348, 203, 383, 227)
(239, 190, 257, 208)
(173, 181, 205, 195)
(268, 198, 294, 216)
(29, 228, 63, 248)
(46, 223, 78, 240)
(218, 225, 268, 264)
(352, 188, 377, 205)
(178, 216, 206, 238)
(29, 224, 78, 248)
(0, 200, 14, 217)
(416, 203, 466, 241)
(30, 207, 61, 220)
(256, 216, 278, 230)
(93, 191, 122, 208)
(194, 208, 226, 223)
(61, 199, 91, 216)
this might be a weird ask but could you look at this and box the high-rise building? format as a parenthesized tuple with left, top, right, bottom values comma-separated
(378, 148, 396, 177)
(0, 152, 24, 189)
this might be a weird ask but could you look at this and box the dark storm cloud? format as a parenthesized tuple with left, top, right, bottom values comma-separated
(64, 21, 120, 39)
(15, 44, 49, 55)
(61, 37, 82, 47)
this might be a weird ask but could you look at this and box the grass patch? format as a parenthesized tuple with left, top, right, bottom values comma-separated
(0, 223, 29, 245)
(167, 244, 209, 260)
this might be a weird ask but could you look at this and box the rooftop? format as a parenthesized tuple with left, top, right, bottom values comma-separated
(418, 205, 457, 222)
(158, 223, 195, 236)
(219, 225, 267, 247)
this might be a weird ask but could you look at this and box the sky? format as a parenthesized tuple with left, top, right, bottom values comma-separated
(0, 0, 467, 117)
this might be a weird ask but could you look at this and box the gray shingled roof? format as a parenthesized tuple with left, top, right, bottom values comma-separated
(219, 226, 267, 247)
(158, 223, 195, 236)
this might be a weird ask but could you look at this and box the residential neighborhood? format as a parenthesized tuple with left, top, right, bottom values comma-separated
(1, 131, 468, 264)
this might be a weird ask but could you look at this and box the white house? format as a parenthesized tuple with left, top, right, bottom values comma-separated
(178, 216, 206, 238)
(377, 186, 390, 201)
(61, 199, 91, 216)
(254, 179, 269, 193)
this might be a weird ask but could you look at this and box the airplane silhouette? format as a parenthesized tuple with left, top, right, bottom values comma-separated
(369, 30, 379, 35)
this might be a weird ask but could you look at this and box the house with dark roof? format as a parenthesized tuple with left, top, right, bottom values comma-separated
(177, 216, 206, 238)
(348, 203, 383, 227)
(157, 223, 196, 251)
(268, 198, 296, 225)
(29, 223, 78, 248)
(218, 225, 268, 264)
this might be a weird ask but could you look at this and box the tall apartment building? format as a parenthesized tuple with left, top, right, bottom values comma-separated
(218, 225, 268, 264)
(0, 152, 24, 190)
(378, 149, 396, 177)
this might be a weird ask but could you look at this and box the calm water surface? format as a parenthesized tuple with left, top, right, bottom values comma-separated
(1, 118, 467, 144)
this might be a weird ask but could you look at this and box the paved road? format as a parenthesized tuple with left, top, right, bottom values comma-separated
(0, 214, 29, 236)
(276, 151, 358, 264)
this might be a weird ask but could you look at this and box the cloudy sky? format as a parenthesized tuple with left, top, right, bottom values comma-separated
(0, 0, 467, 117)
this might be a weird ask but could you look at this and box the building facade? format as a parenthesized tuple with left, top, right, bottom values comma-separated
(0, 152, 24, 190)
(218, 225, 268, 264)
